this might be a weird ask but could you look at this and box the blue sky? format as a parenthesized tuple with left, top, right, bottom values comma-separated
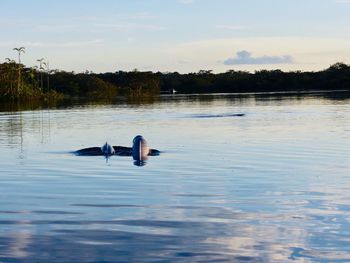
(1, 0, 350, 73)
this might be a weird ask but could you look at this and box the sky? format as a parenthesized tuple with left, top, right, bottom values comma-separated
(1, 0, 350, 73)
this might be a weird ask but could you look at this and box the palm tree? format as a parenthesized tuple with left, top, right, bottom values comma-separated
(13, 47, 25, 97)
(43, 61, 50, 92)
(37, 58, 45, 91)
(13, 47, 25, 64)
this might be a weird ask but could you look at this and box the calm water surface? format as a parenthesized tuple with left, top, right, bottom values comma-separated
(0, 92, 350, 262)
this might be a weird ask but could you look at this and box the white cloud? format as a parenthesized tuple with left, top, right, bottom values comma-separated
(224, 50, 293, 65)
(163, 37, 350, 72)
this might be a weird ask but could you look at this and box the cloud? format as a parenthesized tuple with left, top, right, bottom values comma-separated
(224, 50, 293, 65)
(161, 37, 350, 72)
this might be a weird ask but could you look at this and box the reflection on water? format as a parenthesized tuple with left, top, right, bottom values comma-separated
(133, 159, 147, 167)
(0, 91, 350, 262)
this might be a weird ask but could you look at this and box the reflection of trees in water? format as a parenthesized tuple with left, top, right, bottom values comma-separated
(0, 113, 25, 158)
(0, 99, 61, 112)
(125, 93, 160, 105)
(1, 91, 349, 113)
(157, 91, 350, 108)
(0, 107, 51, 153)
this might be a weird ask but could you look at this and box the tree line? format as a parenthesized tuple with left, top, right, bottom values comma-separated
(52, 62, 350, 97)
(0, 47, 62, 101)
(157, 63, 350, 94)
(1, 48, 350, 102)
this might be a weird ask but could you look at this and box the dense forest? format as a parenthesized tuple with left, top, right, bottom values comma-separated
(1, 49, 350, 102)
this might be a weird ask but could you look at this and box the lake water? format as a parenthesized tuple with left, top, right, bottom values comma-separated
(0, 92, 349, 262)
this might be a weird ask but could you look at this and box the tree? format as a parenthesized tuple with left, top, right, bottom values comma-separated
(13, 47, 25, 64)
(13, 47, 25, 96)
(37, 58, 45, 91)
(3, 58, 17, 97)
(43, 61, 50, 92)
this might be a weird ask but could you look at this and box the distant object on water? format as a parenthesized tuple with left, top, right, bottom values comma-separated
(191, 113, 245, 118)
(160, 89, 178, 95)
